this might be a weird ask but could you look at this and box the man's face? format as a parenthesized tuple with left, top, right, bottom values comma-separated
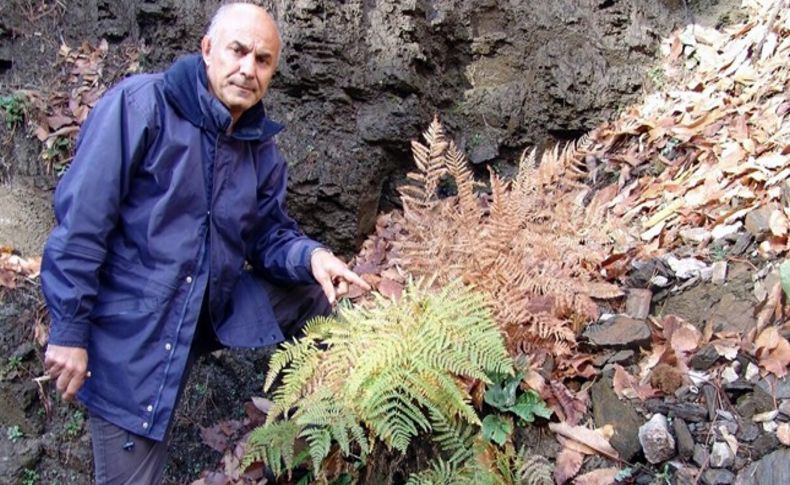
(201, 5, 281, 121)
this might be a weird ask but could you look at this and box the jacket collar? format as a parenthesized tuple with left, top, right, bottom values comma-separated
(163, 54, 284, 141)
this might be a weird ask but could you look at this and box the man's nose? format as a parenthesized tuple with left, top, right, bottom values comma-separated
(239, 53, 255, 78)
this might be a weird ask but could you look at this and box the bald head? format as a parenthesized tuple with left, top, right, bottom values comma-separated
(201, 3, 281, 123)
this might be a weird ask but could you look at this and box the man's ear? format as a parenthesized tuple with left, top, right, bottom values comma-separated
(200, 36, 212, 64)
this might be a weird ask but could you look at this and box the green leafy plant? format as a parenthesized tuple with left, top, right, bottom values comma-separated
(406, 444, 553, 485)
(64, 410, 84, 439)
(243, 280, 513, 478)
(7, 425, 23, 443)
(0, 93, 26, 129)
(22, 468, 39, 485)
(1, 355, 24, 380)
(481, 372, 552, 445)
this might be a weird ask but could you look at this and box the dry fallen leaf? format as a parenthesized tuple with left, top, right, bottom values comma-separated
(549, 422, 620, 461)
(613, 364, 659, 401)
(573, 467, 619, 485)
(555, 448, 585, 485)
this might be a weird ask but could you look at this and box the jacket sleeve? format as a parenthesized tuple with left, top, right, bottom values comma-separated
(41, 84, 156, 348)
(245, 144, 323, 285)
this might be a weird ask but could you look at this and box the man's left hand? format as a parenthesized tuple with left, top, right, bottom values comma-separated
(310, 249, 371, 304)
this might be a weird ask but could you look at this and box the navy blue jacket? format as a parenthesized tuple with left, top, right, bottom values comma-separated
(41, 54, 323, 440)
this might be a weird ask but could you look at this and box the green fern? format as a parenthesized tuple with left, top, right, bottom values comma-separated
(243, 279, 513, 476)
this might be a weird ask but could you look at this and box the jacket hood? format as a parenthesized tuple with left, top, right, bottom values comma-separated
(163, 53, 283, 141)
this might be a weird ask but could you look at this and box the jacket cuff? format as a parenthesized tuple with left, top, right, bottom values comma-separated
(292, 239, 325, 283)
(47, 319, 91, 348)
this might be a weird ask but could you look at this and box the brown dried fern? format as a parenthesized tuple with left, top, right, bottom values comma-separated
(392, 117, 620, 371)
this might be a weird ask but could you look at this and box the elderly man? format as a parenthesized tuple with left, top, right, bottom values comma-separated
(40, 2, 368, 483)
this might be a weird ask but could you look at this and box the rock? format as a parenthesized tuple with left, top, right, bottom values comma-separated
(710, 442, 734, 468)
(639, 414, 675, 464)
(711, 261, 728, 285)
(709, 293, 757, 334)
(0, 438, 42, 477)
(645, 400, 709, 422)
(736, 389, 774, 420)
(673, 418, 695, 460)
(704, 385, 719, 421)
(744, 205, 777, 241)
(781, 180, 790, 208)
(756, 376, 790, 399)
(731, 233, 754, 256)
(582, 316, 652, 350)
(712, 223, 742, 241)
(627, 258, 673, 288)
(625, 288, 652, 319)
(693, 443, 709, 467)
(737, 423, 760, 443)
(608, 350, 636, 365)
(750, 432, 780, 461)
(703, 469, 735, 485)
(735, 449, 790, 485)
(591, 377, 644, 461)
(778, 400, 790, 417)
(681, 227, 711, 244)
(691, 344, 721, 370)
(665, 255, 708, 279)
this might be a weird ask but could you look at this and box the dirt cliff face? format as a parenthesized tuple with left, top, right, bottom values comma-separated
(0, 0, 731, 254)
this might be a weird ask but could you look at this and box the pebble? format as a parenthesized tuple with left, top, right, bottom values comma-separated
(703, 469, 735, 485)
(710, 442, 734, 468)
(639, 414, 676, 464)
(779, 400, 790, 417)
(711, 261, 728, 284)
(582, 316, 652, 350)
(673, 418, 695, 460)
(693, 443, 709, 467)
(736, 423, 760, 443)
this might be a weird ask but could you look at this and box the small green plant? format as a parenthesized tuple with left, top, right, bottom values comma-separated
(481, 372, 552, 445)
(64, 410, 84, 439)
(2, 355, 24, 379)
(0, 93, 26, 129)
(647, 65, 666, 90)
(22, 468, 39, 485)
(710, 245, 728, 262)
(7, 425, 24, 443)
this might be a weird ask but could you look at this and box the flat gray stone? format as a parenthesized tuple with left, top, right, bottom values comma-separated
(673, 418, 694, 460)
(704, 469, 735, 485)
(583, 316, 652, 350)
(735, 449, 790, 485)
(756, 376, 790, 400)
(591, 377, 644, 461)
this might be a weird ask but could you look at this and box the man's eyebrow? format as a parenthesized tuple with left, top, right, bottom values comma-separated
(229, 40, 251, 51)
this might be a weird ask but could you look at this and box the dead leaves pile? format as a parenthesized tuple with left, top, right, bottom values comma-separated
(583, 0, 789, 258)
(13, 38, 147, 173)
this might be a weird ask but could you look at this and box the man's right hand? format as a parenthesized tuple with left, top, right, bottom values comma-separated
(44, 344, 88, 401)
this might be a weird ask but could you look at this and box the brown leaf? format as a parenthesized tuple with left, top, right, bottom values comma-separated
(549, 422, 620, 461)
(573, 467, 619, 485)
(378, 277, 403, 300)
(550, 381, 587, 425)
(0, 268, 16, 289)
(613, 364, 658, 401)
(46, 114, 74, 131)
(555, 448, 585, 484)
(250, 396, 273, 416)
(200, 424, 229, 453)
(670, 323, 702, 357)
